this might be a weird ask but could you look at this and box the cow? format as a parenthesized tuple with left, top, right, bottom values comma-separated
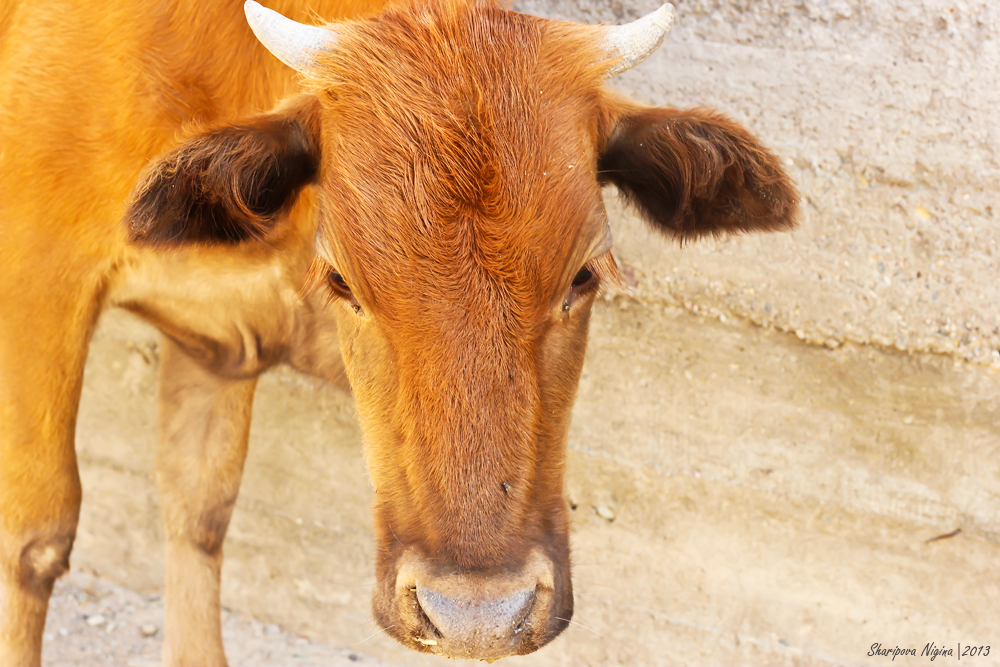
(0, 0, 798, 664)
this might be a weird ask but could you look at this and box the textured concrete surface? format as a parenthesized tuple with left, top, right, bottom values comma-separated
(515, 0, 1000, 365)
(58, 1, 999, 666)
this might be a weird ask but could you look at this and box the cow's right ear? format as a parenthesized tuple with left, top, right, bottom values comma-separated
(125, 95, 322, 246)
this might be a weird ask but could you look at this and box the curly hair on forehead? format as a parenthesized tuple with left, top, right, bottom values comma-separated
(306, 0, 614, 308)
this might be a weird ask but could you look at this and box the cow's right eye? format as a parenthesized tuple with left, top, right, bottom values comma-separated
(328, 271, 350, 293)
(327, 270, 361, 313)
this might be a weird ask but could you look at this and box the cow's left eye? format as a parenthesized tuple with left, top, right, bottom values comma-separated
(562, 265, 598, 312)
(571, 266, 593, 288)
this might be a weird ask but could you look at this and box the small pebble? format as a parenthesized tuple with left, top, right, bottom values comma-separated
(595, 505, 615, 521)
(86, 614, 107, 627)
(140, 624, 158, 638)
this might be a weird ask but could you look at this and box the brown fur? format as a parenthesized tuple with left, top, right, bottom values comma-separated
(0, 0, 798, 664)
(310, 1, 609, 564)
(0, 2, 380, 666)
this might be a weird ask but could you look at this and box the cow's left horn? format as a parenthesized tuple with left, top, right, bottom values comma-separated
(600, 3, 674, 76)
(244, 0, 336, 72)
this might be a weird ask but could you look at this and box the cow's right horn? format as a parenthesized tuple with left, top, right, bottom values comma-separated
(599, 3, 674, 77)
(244, 0, 336, 72)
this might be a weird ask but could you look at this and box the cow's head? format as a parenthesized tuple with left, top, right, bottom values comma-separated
(125, 0, 796, 659)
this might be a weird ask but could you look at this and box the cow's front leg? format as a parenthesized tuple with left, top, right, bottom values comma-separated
(0, 282, 98, 667)
(157, 338, 257, 667)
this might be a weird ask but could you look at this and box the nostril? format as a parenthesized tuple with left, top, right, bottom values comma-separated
(412, 596, 441, 640)
(512, 591, 535, 635)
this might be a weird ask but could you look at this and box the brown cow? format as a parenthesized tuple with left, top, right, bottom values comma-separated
(0, 0, 797, 664)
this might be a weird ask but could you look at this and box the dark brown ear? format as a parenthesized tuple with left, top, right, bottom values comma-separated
(125, 96, 321, 246)
(598, 106, 798, 241)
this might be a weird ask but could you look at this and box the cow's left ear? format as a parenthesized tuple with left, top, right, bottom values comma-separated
(597, 105, 798, 241)
(126, 95, 322, 246)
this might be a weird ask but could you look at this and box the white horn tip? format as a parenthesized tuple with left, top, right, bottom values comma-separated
(244, 1, 267, 28)
(603, 3, 675, 76)
(244, 0, 334, 72)
(645, 3, 675, 33)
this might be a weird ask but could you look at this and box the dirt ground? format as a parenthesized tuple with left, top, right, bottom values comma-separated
(44, 572, 387, 667)
(45, 1, 1000, 666)
(67, 297, 1000, 667)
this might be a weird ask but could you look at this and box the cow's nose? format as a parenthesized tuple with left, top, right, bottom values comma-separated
(415, 585, 534, 658)
(385, 547, 569, 660)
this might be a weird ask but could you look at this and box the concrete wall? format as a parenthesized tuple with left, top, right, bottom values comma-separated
(519, 0, 999, 365)
(72, 1, 999, 665)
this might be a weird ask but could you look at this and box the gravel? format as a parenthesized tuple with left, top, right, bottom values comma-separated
(43, 571, 391, 667)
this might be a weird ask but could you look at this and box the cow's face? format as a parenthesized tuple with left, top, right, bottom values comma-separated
(125, 0, 796, 659)
(291, 8, 668, 656)
(302, 10, 618, 656)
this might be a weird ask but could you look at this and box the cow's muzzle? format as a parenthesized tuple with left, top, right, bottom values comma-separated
(382, 548, 570, 660)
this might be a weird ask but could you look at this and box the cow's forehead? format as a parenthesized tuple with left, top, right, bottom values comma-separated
(308, 0, 611, 319)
